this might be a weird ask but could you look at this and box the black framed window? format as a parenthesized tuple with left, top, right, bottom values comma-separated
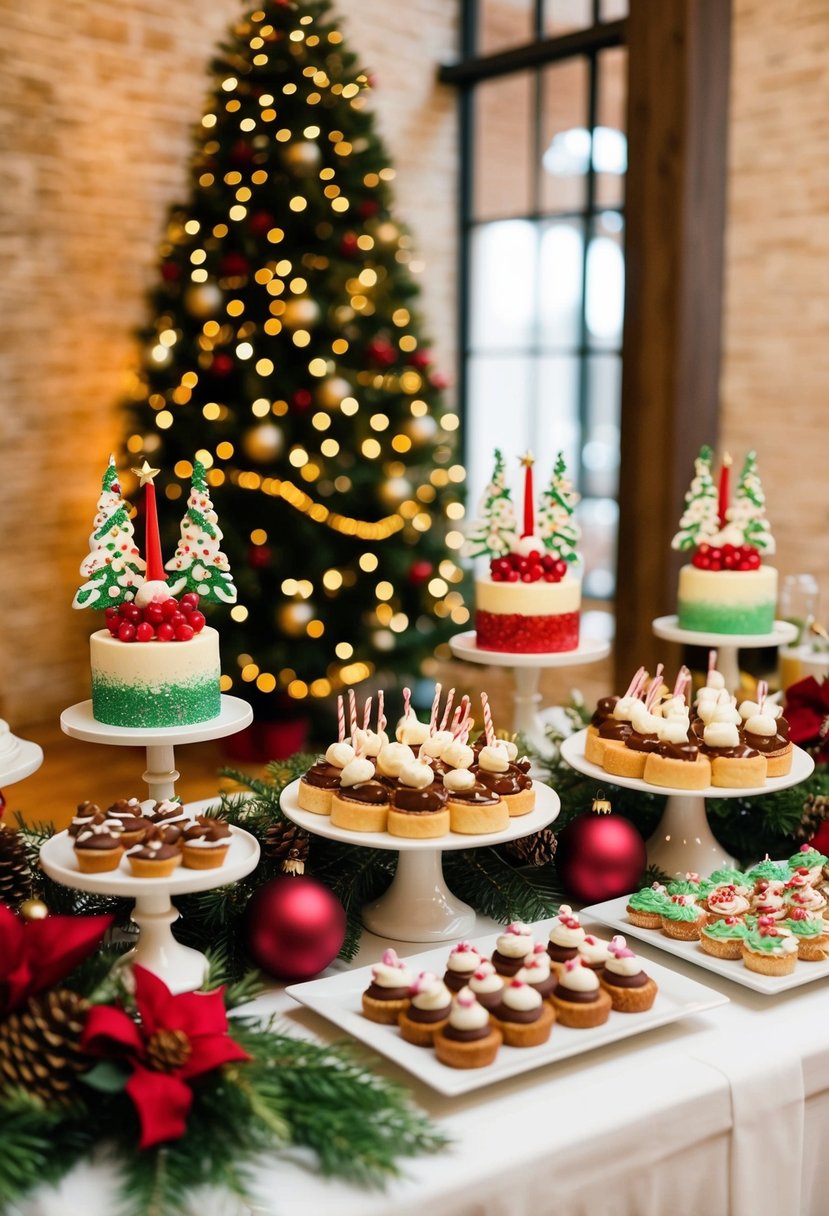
(442, 1, 627, 601)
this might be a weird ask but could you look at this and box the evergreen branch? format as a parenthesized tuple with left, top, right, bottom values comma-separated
(443, 848, 561, 923)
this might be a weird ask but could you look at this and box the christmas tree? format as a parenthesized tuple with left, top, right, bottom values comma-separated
(671, 445, 719, 551)
(166, 461, 238, 603)
(730, 451, 776, 553)
(537, 452, 580, 562)
(72, 456, 145, 609)
(464, 450, 517, 558)
(123, 0, 466, 708)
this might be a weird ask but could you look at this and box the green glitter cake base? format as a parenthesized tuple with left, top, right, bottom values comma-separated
(91, 674, 221, 728)
(677, 599, 776, 635)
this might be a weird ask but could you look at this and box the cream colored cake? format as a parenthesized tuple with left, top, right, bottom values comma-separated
(677, 565, 777, 635)
(90, 626, 221, 728)
(475, 572, 581, 653)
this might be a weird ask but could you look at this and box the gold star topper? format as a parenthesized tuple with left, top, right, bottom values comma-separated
(520, 451, 535, 468)
(132, 460, 160, 486)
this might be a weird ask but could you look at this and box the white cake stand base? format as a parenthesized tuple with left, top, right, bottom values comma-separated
(652, 616, 798, 692)
(281, 779, 561, 942)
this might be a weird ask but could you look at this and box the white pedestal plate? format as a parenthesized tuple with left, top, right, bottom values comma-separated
(449, 631, 610, 755)
(0, 734, 44, 788)
(561, 728, 815, 875)
(281, 778, 560, 943)
(39, 695, 258, 992)
(652, 616, 797, 693)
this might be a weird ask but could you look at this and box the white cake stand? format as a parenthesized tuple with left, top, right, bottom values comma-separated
(40, 823, 260, 994)
(60, 696, 253, 802)
(281, 778, 560, 943)
(652, 616, 798, 692)
(449, 631, 611, 754)
(0, 737, 44, 788)
(561, 728, 815, 875)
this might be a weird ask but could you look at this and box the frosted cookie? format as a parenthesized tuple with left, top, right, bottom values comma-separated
(550, 958, 612, 1028)
(362, 949, 413, 1024)
(434, 988, 502, 1069)
(490, 979, 555, 1047)
(398, 972, 452, 1046)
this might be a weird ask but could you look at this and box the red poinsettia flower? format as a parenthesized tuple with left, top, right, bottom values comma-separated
(0, 903, 112, 1019)
(785, 676, 829, 764)
(81, 965, 250, 1149)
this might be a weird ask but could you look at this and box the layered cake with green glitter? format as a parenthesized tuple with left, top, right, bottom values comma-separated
(677, 566, 777, 634)
(90, 627, 222, 728)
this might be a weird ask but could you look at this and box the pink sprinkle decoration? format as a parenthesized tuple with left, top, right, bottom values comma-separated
(382, 948, 401, 967)
(409, 970, 437, 995)
(560, 914, 580, 929)
(472, 968, 491, 981)
(800, 844, 811, 854)
(531, 942, 546, 955)
(708, 649, 718, 679)
(583, 935, 597, 946)
(337, 695, 345, 744)
(508, 978, 528, 989)
(610, 935, 627, 949)
(564, 958, 582, 972)
(506, 922, 526, 936)
(686, 872, 701, 882)
(457, 989, 476, 1008)
(452, 941, 476, 954)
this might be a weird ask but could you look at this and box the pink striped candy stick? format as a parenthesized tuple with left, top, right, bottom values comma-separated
(757, 680, 767, 713)
(480, 692, 494, 746)
(336, 695, 345, 743)
(362, 696, 372, 731)
(707, 650, 718, 685)
(645, 664, 665, 710)
(348, 689, 357, 737)
(377, 690, 386, 735)
(402, 686, 412, 720)
(623, 666, 646, 699)
(428, 683, 442, 734)
(439, 688, 455, 732)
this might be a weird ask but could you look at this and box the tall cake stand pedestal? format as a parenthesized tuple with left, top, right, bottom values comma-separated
(40, 824, 259, 993)
(60, 696, 253, 802)
(561, 728, 815, 875)
(281, 779, 560, 942)
(652, 616, 798, 692)
(449, 632, 610, 754)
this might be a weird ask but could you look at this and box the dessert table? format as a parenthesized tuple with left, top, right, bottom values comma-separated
(18, 913, 829, 1216)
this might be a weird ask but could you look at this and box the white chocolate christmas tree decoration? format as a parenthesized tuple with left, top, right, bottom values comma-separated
(73, 456, 146, 609)
(165, 460, 237, 604)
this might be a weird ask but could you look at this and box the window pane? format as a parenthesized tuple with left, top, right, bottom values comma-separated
(539, 58, 589, 214)
(533, 355, 580, 474)
(585, 211, 624, 349)
(583, 354, 621, 498)
(478, 0, 535, 55)
(474, 73, 534, 220)
(466, 355, 533, 499)
(595, 47, 627, 208)
(469, 220, 538, 351)
(539, 219, 585, 350)
(579, 497, 618, 598)
(544, 0, 593, 36)
(600, 0, 628, 19)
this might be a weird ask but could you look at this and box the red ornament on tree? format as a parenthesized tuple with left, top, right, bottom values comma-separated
(246, 876, 346, 980)
(359, 199, 381, 219)
(408, 348, 432, 371)
(230, 139, 254, 165)
(430, 371, 450, 390)
(366, 337, 397, 368)
(247, 544, 273, 570)
(161, 261, 182, 283)
(248, 210, 275, 238)
(340, 231, 360, 258)
(555, 793, 647, 904)
(211, 353, 234, 377)
(292, 388, 313, 411)
(219, 252, 250, 279)
(408, 560, 434, 585)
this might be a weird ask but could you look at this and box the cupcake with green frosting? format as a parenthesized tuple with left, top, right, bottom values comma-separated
(708, 867, 750, 892)
(699, 915, 749, 960)
(661, 894, 708, 941)
(747, 856, 790, 891)
(741, 917, 798, 976)
(626, 884, 671, 929)
(666, 872, 714, 900)
(785, 909, 829, 961)
(787, 845, 829, 883)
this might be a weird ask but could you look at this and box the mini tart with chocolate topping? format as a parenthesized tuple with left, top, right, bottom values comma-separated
(702, 722, 767, 788)
(741, 707, 792, 777)
(387, 760, 449, 839)
(68, 801, 102, 838)
(699, 916, 749, 960)
(583, 695, 620, 765)
(126, 826, 182, 878)
(145, 799, 190, 829)
(74, 821, 125, 873)
(741, 919, 798, 976)
(626, 884, 671, 930)
(443, 767, 509, 834)
(298, 742, 355, 815)
(661, 895, 708, 941)
(598, 942, 657, 1012)
(550, 958, 612, 1028)
(643, 735, 712, 791)
(490, 978, 555, 1047)
(784, 910, 829, 961)
(473, 743, 534, 817)
(491, 922, 535, 977)
(182, 816, 231, 870)
(362, 949, 413, 1024)
(515, 950, 557, 998)
(467, 962, 504, 1010)
(434, 988, 502, 1069)
(547, 906, 586, 968)
(374, 741, 416, 791)
(443, 942, 482, 993)
(330, 757, 390, 833)
(398, 973, 452, 1046)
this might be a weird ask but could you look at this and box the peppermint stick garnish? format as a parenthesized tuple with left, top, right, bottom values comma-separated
(402, 686, 412, 720)
(337, 695, 345, 743)
(673, 665, 691, 700)
(439, 687, 455, 732)
(348, 689, 357, 737)
(645, 664, 665, 710)
(377, 690, 386, 735)
(450, 705, 463, 733)
(428, 683, 442, 734)
(362, 696, 372, 731)
(707, 649, 718, 683)
(757, 680, 767, 713)
(623, 666, 646, 699)
(480, 692, 494, 745)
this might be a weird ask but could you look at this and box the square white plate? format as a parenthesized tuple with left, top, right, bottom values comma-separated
(583, 895, 829, 995)
(286, 919, 728, 1096)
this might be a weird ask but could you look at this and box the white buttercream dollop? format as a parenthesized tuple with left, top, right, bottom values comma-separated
(613, 695, 641, 721)
(441, 739, 474, 771)
(604, 949, 643, 978)
(495, 922, 534, 958)
(398, 760, 435, 790)
(340, 757, 376, 787)
(351, 728, 389, 757)
(375, 742, 415, 778)
(501, 979, 542, 1012)
(446, 943, 481, 974)
(410, 974, 452, 1011)
(443, 769, 477, 793)
(706, 669, 726, 690)
(419, 730, 454, 759)
(134, 579, 174, 608)
(448, 988, 490, 1031)
(516, 954, 552, 983)
(325, 741, 355, 769)
(478, 743, 510, 774)
(549, 916, 586, 948)
(558, 959, 600, 992)
(630, 701, 661, 735)
(738, 699, 760, 721)
(469, 967, 504, 996)
(745, 713, 776, 738)
(371, 948, 412, 988)
(396, 712, 431, 747)
(578, 935, 613, 967)
(658, 718, 692, 745)
(711, 694, 741, 725)
(703, 721, 740, 749)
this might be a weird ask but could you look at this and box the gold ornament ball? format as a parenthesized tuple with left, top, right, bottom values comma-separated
(404, 414, 439, 445)
(373, 628, 396, 652)
(242, 423, 284, 464)
(277, 600, 315, 637)
(316, 377, 352, 410)
(19, 898, 49, 921)
(184, 282, 223, 319)
(374, 221, 400, 246)
(282, 297, 320, 331)
(378, 476, 412, 508)
(283, 140, 322, 174)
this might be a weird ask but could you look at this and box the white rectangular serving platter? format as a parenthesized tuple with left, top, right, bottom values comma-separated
(583, 895, 829, 995)
(286, 920, 728, 1096)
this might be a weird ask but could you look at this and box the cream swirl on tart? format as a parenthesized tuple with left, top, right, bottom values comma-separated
(490, 978, 555, 1046)
(434, 988, 502, 1069)
(491, 922, 535, 976)
(443, 766, 509, 835)
(467, 962, 504, 1010)
(443, 942, 483, 992)
(361, 948, 413, 1024)
(551, 958, 612, 1027)
(705, 884, 751, 919)
(298, 741, 355, 814)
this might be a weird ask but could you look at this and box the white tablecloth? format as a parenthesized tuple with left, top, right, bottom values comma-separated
(17, 916, 829, 1216)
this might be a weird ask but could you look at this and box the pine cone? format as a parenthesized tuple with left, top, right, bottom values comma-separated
(0, 988, 91, 1105)
(263, 820, 309, 874)
(795, 793, 829, 843)
(146, 1028, 192, 1072)
(0, 827, 32, 911)
(502, 828, 557, 867)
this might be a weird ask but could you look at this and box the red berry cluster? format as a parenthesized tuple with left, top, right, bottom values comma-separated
(104, 593, 206, 643)
(489, 551, 568, 584)
(691, 543, 761, 571)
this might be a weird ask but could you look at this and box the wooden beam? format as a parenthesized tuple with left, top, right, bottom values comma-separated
(615, 0, 732, 686)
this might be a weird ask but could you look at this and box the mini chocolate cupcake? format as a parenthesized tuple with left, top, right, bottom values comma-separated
(74, 820, 124, 873)
(127, 826, 182, 878)
(361, 948, 413, 1024)
(146, 799, 190, 828)
(182, 816, 231, 870)
(434, 988, 502, 1069)
(467, 961, 504, 1011)
(547, 906, 586, 967)
(443, 942, 483, 993)
(515, 950, 557, 999)
(398, 972, 452, 1046)
(598, 940, 658, 1012)
(68, 801, 102, 838)
(491, 922, 535, 977)
(490, 978, 555, 1047)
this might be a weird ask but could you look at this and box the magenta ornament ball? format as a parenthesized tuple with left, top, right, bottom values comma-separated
(555, 813, 647, 904)
(246, 876, 346, 980)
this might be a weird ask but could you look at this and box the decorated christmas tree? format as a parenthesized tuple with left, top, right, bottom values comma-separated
(72, 456, 145, 609)
(537, 452, 580, 562)
(730, 450, 776, 553)
(671, 445, 719, 551)
(166, 461, 238, 603)
(123, 0, 466, 709)
(464, 450, 517, 558)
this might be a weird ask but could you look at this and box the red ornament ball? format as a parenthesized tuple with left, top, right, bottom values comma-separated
(555, 811, 646, 904)
(211, 353, 234, 377)
(246, 877, 346, 981)
(408, 348, 432, 371)
(247, 544, 273, 570)
(408, 560, 434, 585)
(161, 261, 182, 283)
(219, 252, 249, 280)
(808, 821, 829, 856)
(248, 210, 275, 238)
(340, 231, 360, 258)
(366, 338, 397, 368)
(359, 199, 381, 220)
(292, 388, 313, 411)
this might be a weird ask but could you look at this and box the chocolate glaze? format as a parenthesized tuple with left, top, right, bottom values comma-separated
(445, 782, 500, 806)
(491, 1001, 543, 1024)
(75, 834, 122, 852)
(130, 842, 180, 861)
(444, 970, 478, 993)
(470, 988, 503, 1011)
(184, 817, 230, 843)
(491, 950, 526, 977)
(626, 731, 660, 754)
(302, 761, 342, 789)
(690, 718, 706, 742)
(106, 799, 142, 819)
(364, 983, 410, 1001)
(658, 740, 699, 763)
(69, 802, 101, 836)
(441, 1024, 493, 1043)
(590, 696, 619, 727)
(553, 987, 600, 1005)
(547, 943, 579, 964)
(743, 731, 790, 754)
(598, 720, 632, 742)
(337, 781, 390, 805)
(474, 768, 532, 797)
(599, 968, 649, 989)
(405, 1004, 450, 1024)
(701, 743, 760, 759)
(392, 786, 448, 814)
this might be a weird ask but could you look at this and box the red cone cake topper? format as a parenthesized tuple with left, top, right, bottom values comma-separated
(132, 460, 167, 583)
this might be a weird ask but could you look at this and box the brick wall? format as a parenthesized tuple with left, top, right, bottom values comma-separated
(0, 0, 458, 724)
